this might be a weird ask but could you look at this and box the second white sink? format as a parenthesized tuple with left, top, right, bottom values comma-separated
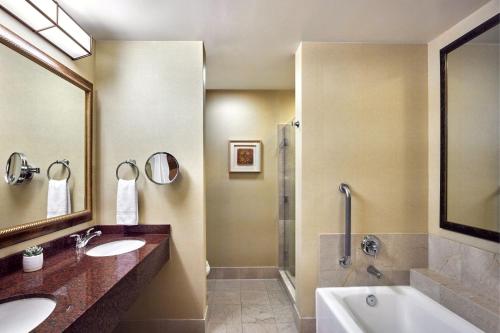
(0, 297, 56, 332)
(86, 239, 145, 257)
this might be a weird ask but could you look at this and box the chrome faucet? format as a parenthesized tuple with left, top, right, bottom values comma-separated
(361, 235, 380, 257)
(70, 228, 102, 249)
(367, 265, 383, 279)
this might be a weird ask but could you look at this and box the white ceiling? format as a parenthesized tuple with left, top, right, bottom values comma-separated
(58, 0, 490, 89)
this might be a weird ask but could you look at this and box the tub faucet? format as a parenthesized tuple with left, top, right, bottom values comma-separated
(367, 265, 383, 279)
(70, 228, 102, 249)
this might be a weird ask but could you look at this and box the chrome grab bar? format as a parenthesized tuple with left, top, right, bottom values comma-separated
(339, 183, 352, 267)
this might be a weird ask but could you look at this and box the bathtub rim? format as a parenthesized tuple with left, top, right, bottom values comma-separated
(316, 285, 483, 333)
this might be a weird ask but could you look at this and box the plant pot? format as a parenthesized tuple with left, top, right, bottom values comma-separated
(23, 253, 43, 272)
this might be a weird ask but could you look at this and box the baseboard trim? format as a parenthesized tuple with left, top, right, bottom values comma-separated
(114, 319, 205, 333)
(278, 269, 296, 302)
(291, 304, 316, 333)
(299, 317, 316, 333)
(207, 266, 279, 279)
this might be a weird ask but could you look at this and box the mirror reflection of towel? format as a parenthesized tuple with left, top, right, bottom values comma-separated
(152, 154, 170, 183)
(116, 179, 138, 225)
(47, 179, 71, 218)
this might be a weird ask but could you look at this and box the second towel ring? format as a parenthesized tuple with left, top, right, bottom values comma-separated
(116, 159, 139, 181)
(47, 159, 71, 181)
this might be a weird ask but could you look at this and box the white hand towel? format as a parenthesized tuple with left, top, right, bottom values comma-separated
(116, 179, 138, 225)
(152, 153, 170, 183)
(47, 179, 71, 218)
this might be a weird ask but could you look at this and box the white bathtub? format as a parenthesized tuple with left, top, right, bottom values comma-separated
(316, 286, 483, 333)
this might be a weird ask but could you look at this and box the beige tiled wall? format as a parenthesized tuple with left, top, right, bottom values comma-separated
(319, 234, 428, 287)
(428, 235, 499, 300)
(410, 234, 500, 333)
(411, 268, 499, 333)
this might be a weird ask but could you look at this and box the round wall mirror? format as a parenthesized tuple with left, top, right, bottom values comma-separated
(145, 152, 180, 185)
(4, 152, 40, 185)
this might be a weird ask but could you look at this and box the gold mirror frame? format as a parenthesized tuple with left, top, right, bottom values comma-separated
(0, 24, 93, 248)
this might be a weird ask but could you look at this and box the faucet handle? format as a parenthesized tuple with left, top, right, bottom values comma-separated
(70, 234, 82, 243)
(361, 235, 380, 256)
(85, 227, 95, 235)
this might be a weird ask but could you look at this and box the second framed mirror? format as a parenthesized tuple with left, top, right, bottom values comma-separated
(440, 14, 500, 242)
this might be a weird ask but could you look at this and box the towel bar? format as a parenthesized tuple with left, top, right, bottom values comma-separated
(116, 159, 139, 181)
(47, 159, 71, 181)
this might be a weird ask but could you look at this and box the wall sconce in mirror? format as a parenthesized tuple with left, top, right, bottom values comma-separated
(47, 159, 71, 181)
(145, 152, 180, 185)
(4, 152, 40, 185)
(0, 0, 92, 59)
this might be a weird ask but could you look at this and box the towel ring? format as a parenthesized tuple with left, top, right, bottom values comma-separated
(116, 159, 139, 181)
(47, 159, 71, 181)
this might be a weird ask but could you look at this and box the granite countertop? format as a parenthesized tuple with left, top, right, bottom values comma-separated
(0, 225, 170, 332)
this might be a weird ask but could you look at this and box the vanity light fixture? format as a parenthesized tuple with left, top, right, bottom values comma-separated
(0, 0, 92, 59)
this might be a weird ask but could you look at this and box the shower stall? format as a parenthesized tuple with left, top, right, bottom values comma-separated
(278, 122, 296, 287)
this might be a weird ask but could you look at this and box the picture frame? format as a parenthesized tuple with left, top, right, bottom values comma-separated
(228, 140, 262, 173)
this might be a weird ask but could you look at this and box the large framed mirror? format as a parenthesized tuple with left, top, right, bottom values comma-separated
(440, 14, 499, 243)
(0, 24, 93, 248)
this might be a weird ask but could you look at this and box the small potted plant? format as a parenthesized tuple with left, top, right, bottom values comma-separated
(22, 245, 44, 272)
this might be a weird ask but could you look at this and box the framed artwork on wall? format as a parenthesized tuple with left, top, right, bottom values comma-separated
(228, 140, 262, 173)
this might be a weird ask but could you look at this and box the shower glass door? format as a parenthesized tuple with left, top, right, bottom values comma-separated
(279, 123, 295, 286)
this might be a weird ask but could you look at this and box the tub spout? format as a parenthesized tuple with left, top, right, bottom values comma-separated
(367, 265, 383, 279)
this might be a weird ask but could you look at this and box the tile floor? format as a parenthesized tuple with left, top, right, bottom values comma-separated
(206, 279, 299, 333)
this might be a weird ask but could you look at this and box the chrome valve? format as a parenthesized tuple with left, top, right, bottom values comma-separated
(361, 235, 380, 257)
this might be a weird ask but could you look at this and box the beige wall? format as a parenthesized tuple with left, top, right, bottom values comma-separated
(428, 0, 500, 253)
(205, 90, 294, 267)
(447, 44, 499, 231)
(95, 41, 206, 320)
(295, 43, 428, 317)
(0, 12, 95, 258)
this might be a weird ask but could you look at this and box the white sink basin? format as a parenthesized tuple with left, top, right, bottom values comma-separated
(0, 297, 56, 332)
(86, 239, 145, 257)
